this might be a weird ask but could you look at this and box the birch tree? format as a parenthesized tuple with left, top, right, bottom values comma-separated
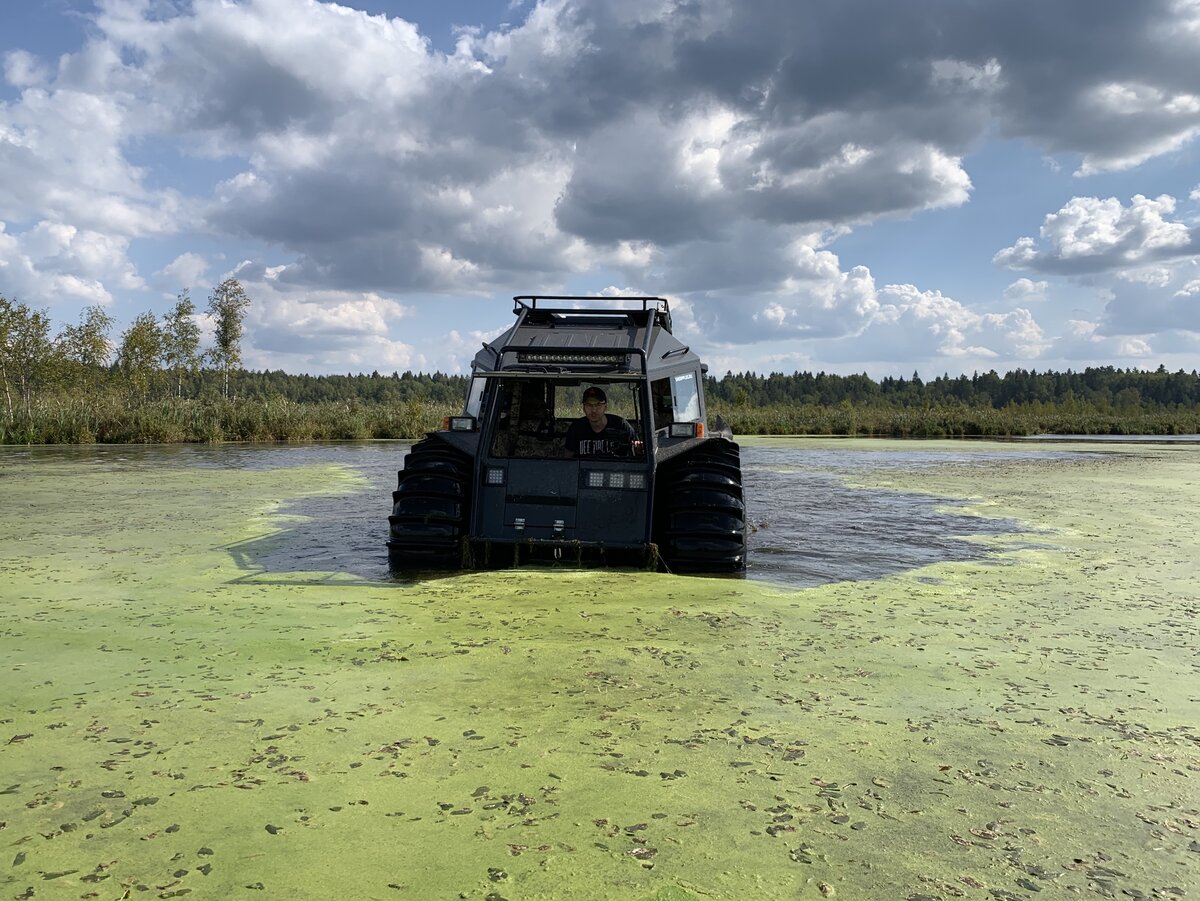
(206, 278, 251, 399)
(57, 305, 115, 392)
(117, 312, 164, 402)
(162, 290, 202, 398)
(0, 296, 57, 420)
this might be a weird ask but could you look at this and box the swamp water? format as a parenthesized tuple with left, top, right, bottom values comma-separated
(0, 439, 1196, 899)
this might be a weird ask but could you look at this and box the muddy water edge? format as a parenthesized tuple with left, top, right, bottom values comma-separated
(0, 439, 1196, 900)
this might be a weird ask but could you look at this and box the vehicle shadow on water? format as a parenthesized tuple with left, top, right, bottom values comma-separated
(221, 444, 1038, 589)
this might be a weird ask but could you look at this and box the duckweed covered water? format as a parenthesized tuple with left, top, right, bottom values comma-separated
(1, 439, 1196, 900)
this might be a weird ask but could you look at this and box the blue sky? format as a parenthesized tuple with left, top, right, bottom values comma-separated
(2, 0, 1199, 378)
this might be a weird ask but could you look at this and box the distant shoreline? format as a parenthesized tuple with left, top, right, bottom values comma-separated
(3, 395, 1199, 446)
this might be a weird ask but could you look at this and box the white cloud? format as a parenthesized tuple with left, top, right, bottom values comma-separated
(679, 241, 1051, 369)
(155, 253, 210, 294)
(3, 50, 49, 88)
(0, 77, 182, 236)
(1003, 277, 1048, 303)
(1075, 83, 1200, 174)
(995, 194, 1198, 274)
(215, 258, 423, 372)
(867, 284, 1050, 361)
(1116, 265, 1174, 287)
(0, 219, 143, 306)
(1052, 319, 1156, 362)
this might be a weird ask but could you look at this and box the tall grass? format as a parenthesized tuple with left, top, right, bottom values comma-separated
(4, 394, 454, 444)
(4, 393, 1199, 445)
(710, 401, 1200, 438)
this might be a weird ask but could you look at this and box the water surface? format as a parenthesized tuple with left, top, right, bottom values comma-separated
(6, 440, 1060, 587)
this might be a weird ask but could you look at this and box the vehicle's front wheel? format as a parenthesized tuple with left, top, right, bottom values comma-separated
(386, 438, 472, 573)
(655, 439, 746, 574)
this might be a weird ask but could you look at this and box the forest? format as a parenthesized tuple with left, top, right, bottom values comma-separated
(3, 286, 1199, 443)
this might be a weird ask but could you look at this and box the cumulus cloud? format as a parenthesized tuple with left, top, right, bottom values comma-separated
(1051, 319, 1156, 362)
(674, 238, 1052, 369)
(4, 50, 49, 88)
(994, 194, 1199, 274)
(0, 219, 143, 305)
(223, 259, 421, 372)
(0, 54, 182, 236)
(154, 253, 210, 295)
(1003, 278, 1048, 303)
(865, 285, 1050, 361)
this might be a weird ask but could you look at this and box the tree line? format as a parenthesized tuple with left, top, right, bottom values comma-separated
(3, 281, 1200, 442)
(704, 366, 1200, 411)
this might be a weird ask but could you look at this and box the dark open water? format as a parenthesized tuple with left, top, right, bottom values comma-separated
(6, 441, 1084, 588)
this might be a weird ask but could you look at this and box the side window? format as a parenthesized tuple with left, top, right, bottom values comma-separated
(489, 382, 517, 457)
(672, 372, 701, 422)
(464, 377, 485, 418)
(651, 378, 674, 429)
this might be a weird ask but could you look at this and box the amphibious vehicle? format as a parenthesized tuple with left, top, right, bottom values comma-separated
(386, 295, 745, 574)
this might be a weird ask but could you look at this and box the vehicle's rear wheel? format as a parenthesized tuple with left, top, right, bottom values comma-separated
(387, 438, 472, 573)
(656, 439, 746, 573)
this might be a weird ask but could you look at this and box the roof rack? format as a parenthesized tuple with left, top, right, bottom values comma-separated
(512, 295, 672, 334)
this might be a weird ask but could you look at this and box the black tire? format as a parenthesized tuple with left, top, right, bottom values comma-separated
(655, 439, 746, 573)
(387, 438, 472, 573)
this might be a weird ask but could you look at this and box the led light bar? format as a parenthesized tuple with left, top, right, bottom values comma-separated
(449, 415, 477, 431)
(516, 351, 629, 365)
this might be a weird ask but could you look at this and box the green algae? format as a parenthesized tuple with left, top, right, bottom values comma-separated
(1, 441, 1197, 900)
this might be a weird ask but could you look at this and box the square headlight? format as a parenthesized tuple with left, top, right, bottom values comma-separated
(486, 467, 506, 486)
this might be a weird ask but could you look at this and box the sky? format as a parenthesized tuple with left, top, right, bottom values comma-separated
(2, 0, 1199, 379)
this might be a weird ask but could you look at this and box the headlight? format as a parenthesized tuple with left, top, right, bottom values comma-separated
(486, 467, 506, 485)
(582, 470, 647, 490)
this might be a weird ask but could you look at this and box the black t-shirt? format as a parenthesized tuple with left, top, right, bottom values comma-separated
(564, 414, 638, 457)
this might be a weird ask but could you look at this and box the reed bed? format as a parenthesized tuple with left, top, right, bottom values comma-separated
(710, 401, 1200, 437)
(2, 395, 454, 444)
(3, 394, 1198, 445)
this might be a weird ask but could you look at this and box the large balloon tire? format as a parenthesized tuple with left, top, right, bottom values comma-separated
(387, 438, 472, 573)
(656, 439, 746, 573)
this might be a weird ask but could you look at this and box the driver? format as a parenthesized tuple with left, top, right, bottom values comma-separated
(563, 386, 643, 458)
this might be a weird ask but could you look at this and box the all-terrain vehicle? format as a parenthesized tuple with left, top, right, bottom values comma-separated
(386, 296, 746, 574)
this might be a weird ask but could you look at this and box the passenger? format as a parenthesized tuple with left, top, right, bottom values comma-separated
(563, 386, 643, 458)
(519, 392, 555, 439)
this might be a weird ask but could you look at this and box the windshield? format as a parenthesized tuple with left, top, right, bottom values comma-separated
(488, 378, 645, 459)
